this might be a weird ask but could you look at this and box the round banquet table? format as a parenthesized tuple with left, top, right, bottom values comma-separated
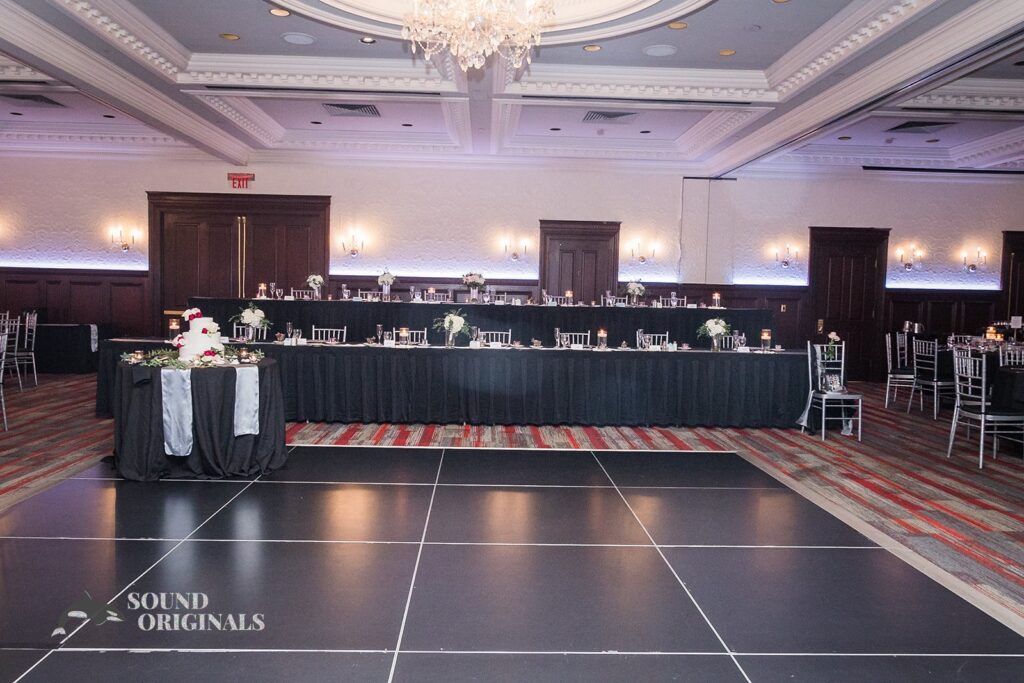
(113, 358, 288, 481)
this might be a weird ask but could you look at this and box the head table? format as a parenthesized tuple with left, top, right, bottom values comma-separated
(187, 297, 773, 349)
(98, 340, 809, 429)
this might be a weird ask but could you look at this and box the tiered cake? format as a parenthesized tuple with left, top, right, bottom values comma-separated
(174, 309, 224, 361)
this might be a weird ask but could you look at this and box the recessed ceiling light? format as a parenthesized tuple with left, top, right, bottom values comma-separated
(640, 130, 652, 134)
(838, 136, 852, 141)
(311, 121, 322, 125)
(719, 49, 736, 56)
(10, 111, 23, 116)
(269, 7, 290, 17)
(772, 0, 790, 3)
(401, 123, 413, 127)
(360, 36, 377, 44)
(583, 44, 602, 52)
(282, 32, 315, 45)
(746, 24, 762, 32)
(549, 127, 561, 131)
(644, 44, 677, 57)
(220, 33, 241, 41)
(103, 114, 115, 119)
(668, 21, 688, 30)
(926, 138, 940, 143)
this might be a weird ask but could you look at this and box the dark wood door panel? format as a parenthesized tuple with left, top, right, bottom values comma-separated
(68, 281, 107, 324)
(539, 220, 620, 306)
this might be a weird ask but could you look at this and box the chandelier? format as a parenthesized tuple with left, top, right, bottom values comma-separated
(402, 0, 556, 71)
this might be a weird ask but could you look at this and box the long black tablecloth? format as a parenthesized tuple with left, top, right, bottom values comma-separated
(188, 297, 773, 350)
(99, 340, 808, 428)
(113, 359, 287, 481)
(35, 323, 112, 373)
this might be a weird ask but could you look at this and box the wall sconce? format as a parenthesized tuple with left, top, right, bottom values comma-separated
(895, 245, 923, 271)
(342, 235, 363, 258)
(631, 240, 655, 265)
(110, 226, 137, 252)
(504, 239, 528, 262)
(774, 244, 799, 269)
(962, 246, 986, 273)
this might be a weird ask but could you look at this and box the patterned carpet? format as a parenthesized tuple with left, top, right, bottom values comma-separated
(1, 374, 1021, 634)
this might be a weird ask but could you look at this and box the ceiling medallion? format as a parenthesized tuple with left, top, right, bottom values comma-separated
(402, 0, 556, 71)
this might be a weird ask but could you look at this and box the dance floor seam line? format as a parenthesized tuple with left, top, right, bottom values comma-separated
(589, 450, 754, 683)
(387, 449, 446, 683)
(0, 536, 887, 550)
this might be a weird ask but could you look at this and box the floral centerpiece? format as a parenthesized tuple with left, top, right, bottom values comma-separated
(625, 281, 645, 305)
(230, 302, 271, 340)
(122, 347, 265, 369)
(463, 272, 485, 302)
(433, 308, 470, 347)
(306, 273, 325, 300)
(697, 317, 731, 352)
(183, 307, 204, 322)
(378, 270, 396, 298)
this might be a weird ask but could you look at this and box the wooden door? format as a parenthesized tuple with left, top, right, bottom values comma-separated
(808, 226, 890, 381)
(539, 220, 620, 304)
(1001, 231, 1024, 319)
(149, 193, 330, 335)
(244, 209, 330, 295)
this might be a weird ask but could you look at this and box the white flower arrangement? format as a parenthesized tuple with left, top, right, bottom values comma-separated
(183, 307, 203, 321)
(306, 274, 325, 289)
(462, 272, 486, 287)
(232, 302, 270, 329)
(626, 281, 645, 297)
(378, 271, 396, 286)
(697, 318, 731, 338)
(433, 308, 471, 337)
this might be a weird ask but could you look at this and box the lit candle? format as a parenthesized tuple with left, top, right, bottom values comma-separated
(239, 347, 249, 360)
(168, 318, 180, 334)
(712, 292, 721, 307)
(427, 287, 436, 294)
(132, 349, 145, 362)
(597, 329, 608, 349)
(399, 327, 410, 345)
(258, 282, 267, 298)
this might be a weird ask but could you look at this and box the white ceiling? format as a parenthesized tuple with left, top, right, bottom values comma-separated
(0, 0, 1023, 175)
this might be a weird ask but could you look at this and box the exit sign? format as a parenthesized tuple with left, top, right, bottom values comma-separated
(228, 172, 255, 189)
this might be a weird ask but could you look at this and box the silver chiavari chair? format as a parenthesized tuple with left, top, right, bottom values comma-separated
(12, 311, 37, 387)
(950, 334, 975, 345)
(908, 338, 956, 420)
(545, 295, 571, 305)
(0, 331, 8, 430)
(602, 295, 628, 306)
(1, 318, 22, 391)
(392, 328, 428, 344)
(290, 288, 314, 299)
(491, 293, 508, 304)
(311, 325, 347, 342)
(718, 333, 740, 350)
(999, 345, 1024, 367)
(559, 331, 591, 347)
(658, 295, 686, 307)
(357, 289, 382, 299)
(636, 330, 669, 348)
(947, 347, 1024, 469)
(885, 332, 915, 408)
(423, 291, 452, 302)
(803, 341, 863, 441)
(480, 329, 512, 345)
(895, 331, 909, 367)
(232, 323, 268, 341)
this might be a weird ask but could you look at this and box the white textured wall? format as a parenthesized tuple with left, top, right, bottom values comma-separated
(1, 155, 1023, 290)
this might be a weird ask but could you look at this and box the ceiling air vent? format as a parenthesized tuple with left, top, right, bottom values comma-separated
(321, 103, 381, 118)
(885, 120, 956, 134)
(0, 93, 65, 107)
(582, 110, 638, 124)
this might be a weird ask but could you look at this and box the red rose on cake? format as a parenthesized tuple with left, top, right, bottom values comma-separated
(183, 307, 203, 321)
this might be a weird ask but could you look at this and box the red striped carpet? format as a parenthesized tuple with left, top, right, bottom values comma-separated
(1, 375, 1021, 631)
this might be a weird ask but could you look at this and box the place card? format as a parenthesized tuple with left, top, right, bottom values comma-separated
(570, 343, 584, 350)
(383, 339, 396, 347)
(489, 341, 503, 348)
(469, 340, 482, 349)
(283, 296, 295, 300)
(735, 346, 751, 353)
(615, 302, 626, 308)
(686, 303, 697, 308)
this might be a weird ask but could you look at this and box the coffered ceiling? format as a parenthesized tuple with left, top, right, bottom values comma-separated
(0, 0, 1023, 175)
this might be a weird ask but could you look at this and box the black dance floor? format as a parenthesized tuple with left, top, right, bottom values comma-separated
(1, 446, 1021, 682)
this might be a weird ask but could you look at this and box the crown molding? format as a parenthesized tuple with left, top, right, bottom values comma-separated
(192, 95, 286, 148)
(0, 120, 191, 157)
(777, 142, 953, 167)
(0, 54, 51, 81)
(673, 108, 772, 159)
(50, 0, 189, 80)
(440, 98, 473, 153)
(179, 53, 462, 94)
(0, 0, 250, 164)
(766, 0, 942, 101)
(499, 63, 775, 103)
(950, 124, 1024, 168)
(706, 0, 1024, 176)
(900, 77, 1024, 111)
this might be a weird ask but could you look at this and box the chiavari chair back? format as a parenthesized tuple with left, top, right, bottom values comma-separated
(1, 318, 22, 391)
(311, 326, 347, 342)
(884, 332, 916, 408)
(0, 332, 7, 430)
(232, 323, 268, 341)
(392, 328, 428, 344)
(559, 331, 591, 347)
(480, 329, 512, 345)
(999, 345, 1024, 367)
(908, 338, 956, 419)
(803, 341, 863, 441)
(290, 288, 314, 299)
(947, 347, 1024, 469)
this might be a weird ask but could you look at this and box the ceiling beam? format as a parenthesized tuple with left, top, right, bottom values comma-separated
(0, 0, 250, 164)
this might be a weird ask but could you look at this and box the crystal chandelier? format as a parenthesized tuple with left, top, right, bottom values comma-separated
(402, 0, 556, 71)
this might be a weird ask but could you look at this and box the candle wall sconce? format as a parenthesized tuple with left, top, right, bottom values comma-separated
(110, 226, 139, 252)
(342, 235, 363, 258)
(774, 244, 799, 269)
(895, 245, 923, 271)
(504, 239, 528, 262)
(962, 246, 986, 273)
(631, 240, 656, 265)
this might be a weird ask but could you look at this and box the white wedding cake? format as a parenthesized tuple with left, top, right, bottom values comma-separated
(174, 309, 225, 361)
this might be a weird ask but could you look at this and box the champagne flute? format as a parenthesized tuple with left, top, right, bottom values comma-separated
(554, 327, 561, 348)
(275, 288, 283, 299)
(376, 324, 383, 344)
